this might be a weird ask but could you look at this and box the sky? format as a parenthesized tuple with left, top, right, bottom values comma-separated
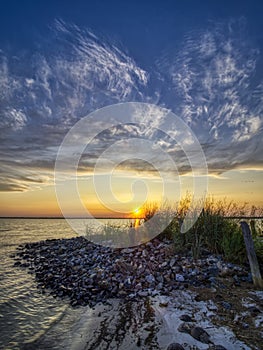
(0, 0, 262, 217)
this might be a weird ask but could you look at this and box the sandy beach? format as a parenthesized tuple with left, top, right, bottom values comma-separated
(23, 289, 263, 350)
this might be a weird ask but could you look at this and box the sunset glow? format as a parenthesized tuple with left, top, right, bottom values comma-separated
(133, 208, 142, 218)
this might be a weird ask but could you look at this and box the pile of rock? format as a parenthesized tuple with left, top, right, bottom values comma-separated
(14, 236, 251, 307)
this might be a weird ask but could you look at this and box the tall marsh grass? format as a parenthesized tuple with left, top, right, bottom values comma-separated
(141, 196, 263, 263)
(89, 196, 263, 263)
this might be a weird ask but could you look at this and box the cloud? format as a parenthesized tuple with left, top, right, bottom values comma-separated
(0, 183, 28, 192)
(0, 161, 54, 192)
(156, 18, 263, 173)
(0, 19, 148, 133)
(0, 20, 150, 191)
(0, 108, 27, 131)
(0, 18, 263, 192)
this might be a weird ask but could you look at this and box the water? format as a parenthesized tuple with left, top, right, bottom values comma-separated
(0, 218, 131, 350)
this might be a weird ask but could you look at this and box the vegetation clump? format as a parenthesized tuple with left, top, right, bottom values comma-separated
(141, 196, 263, 264)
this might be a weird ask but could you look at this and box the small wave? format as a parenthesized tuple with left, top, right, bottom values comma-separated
(0, 243, 20, 247)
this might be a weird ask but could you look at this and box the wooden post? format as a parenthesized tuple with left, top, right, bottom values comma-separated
(240, 221, 263, 289)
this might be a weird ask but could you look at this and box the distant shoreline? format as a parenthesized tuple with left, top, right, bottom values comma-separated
(0, 216, 142, 219)
(0, 216, 262, 219)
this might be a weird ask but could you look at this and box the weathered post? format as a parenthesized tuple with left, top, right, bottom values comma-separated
(240, 221, 263, 289)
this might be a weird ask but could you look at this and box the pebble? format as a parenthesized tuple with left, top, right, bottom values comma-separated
(175, 274, 185, 282)
(221, 301, 232, 310)
(146, 274, 155, 284)
(179, 314, 193, 322)
(14, 236, 251, 307)
(241, 322, 249, 329)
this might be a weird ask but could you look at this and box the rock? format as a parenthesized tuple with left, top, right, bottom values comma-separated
(136, 336, 141, 346)
(175, 274, 185, 282)
(208, 276, 217, 284)
(242, 322, 249, 329)
(159, 301, 169, 307)
(221, 301, 232, 310)
(190, 326, 210, 343)
(156, 274, 164, 283)
(14, 235, 250, 309)
(179, 314, 193, 322)
(135, 283, 142, 291)
(167, 343, 184, 350)
(191, 268, 199, 276)
(170, 258, 176, 267)
(156, 282, 163, 290)
(178, 322, 191, 334)
(219, 267, 233, 277)
(161, 261, 168, 268)
(247, 306, 261, 316)
(209, 346, 227, 350)
(142, 250, 148, 257)
(121, 248, 134, 254)
(151, 290, 159, 297)
(145, 274, 155, 284)
(173, 266, 182, 273)
(233, 275, 240, 285)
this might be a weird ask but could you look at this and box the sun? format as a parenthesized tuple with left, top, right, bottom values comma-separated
(133, 208, 142, 217)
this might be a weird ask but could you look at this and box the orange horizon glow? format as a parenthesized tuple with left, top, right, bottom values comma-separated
(0, 169, 262, 217)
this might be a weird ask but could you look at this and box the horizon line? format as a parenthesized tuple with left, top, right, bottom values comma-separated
(0, 216, 143, 219)
(0, 216, 262, 220)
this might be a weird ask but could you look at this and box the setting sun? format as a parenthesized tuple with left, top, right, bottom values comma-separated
(133, 208, 142, 217)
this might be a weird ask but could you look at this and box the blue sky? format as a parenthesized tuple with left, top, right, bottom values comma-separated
(1, 1, 263, 64)
(0, 0, 262, 216)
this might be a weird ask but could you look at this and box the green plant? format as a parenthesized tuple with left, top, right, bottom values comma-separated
(221, 222, 246, 264)
(254, 236, 263, 263)
(159, 196, 263, 263)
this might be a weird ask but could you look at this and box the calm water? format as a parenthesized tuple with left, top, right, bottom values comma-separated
(0, 218, 131, 350)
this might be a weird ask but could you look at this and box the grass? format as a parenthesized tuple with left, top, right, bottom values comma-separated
(141, 196, 263, 264)
(86, 221, 132, 247)
(85, 196, 263, 264)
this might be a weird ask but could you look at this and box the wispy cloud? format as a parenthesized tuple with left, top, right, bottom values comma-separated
(156, 18, 263, 173)
(0, 20, 149, 191)
(0, 18, 262, 192)
(0, 19, 148, 132)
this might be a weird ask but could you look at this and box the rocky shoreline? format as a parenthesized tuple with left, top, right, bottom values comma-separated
(14, 236, 253, 308)
(13, 236, 263, 350)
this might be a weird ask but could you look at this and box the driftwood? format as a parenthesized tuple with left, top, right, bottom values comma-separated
(240, 221, 263, 289)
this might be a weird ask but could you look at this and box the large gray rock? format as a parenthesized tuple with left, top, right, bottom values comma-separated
(190, 326, 210, 344)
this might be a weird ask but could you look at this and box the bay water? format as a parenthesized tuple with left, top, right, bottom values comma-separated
(0, 218, 131, 350)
